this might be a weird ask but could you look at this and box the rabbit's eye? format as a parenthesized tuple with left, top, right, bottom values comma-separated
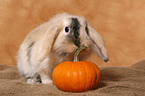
(65, 27, 70, 33)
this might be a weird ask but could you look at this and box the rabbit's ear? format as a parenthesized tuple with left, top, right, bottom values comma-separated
(38, 26, 59, 62)
(88, 25, 109, 62)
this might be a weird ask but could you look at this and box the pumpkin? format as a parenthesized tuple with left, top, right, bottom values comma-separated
(52, 45, 101, 92)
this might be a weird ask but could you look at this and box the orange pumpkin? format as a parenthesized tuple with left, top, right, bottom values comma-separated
(52, 45, 101, 92)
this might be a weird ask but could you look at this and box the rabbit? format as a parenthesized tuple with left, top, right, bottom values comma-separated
(17, 13, 109, 84)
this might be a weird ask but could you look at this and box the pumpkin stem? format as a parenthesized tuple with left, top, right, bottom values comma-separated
(74, 44, 87, 62)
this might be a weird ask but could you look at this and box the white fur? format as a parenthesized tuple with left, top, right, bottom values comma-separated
(17, 13, 109, 84)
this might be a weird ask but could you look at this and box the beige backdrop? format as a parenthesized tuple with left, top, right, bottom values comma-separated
(0, 0, 145, 66)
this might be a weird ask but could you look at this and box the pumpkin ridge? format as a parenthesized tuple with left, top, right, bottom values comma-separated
(69, 62, 74, 91)
(63, 62, 68, 91)
(85, 61, 95, 89)
(87, 62, 94, 90)
(82, 62, 89, 91)
(66, 61, 74, 91)
(79, 62, 86, 92)
(58, 62, 66, 91)
(90, 63, 97, 89)
(89, 61, 101, 89)
(73, 62, 80, 91)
